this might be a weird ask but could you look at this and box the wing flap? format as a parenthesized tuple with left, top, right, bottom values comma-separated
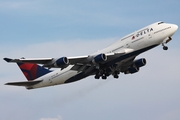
(5, 80, 43, 86)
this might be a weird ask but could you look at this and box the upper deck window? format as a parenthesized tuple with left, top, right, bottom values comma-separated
(158, 22, 164, 25)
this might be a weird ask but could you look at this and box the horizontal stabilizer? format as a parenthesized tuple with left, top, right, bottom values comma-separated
(5, 80, 42, 86)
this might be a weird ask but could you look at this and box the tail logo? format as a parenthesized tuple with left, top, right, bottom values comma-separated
(17, 63, 51, 81)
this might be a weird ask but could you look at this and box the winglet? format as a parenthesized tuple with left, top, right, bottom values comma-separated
(4, 58, 13, 62)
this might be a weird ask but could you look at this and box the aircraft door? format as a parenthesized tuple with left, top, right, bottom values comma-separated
(148, 28, 154, 39)
(49, 79, 52, 83)
(126, 43, 130, 48)
(148, 32, 153, 39)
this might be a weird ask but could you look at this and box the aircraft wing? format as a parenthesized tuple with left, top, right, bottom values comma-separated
(4, 48, 134, 68)
(4, 56, 89, 67)
(4, 53, 123, 66)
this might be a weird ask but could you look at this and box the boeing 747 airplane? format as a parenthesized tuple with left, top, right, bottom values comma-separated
(4, 21, 178, 89)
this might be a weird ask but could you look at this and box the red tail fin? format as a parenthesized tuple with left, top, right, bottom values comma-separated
(17, 63, 52, 81)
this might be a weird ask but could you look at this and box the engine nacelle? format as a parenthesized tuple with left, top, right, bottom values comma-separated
(134, 58, 146, 68)
(54, 57, 69, 67)
(92, 53, 107, 64)
(124, 58, 146, 74)
(129, 67, 139, 73)
(124, 67, 139, 74)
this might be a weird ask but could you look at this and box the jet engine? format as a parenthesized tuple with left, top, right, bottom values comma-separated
(124, 67, 139, 74)
(92, 53, 107, 64)
(134, 58, 146, 67)
(54, 57, 69, 67)
(124, 58, 146, 74)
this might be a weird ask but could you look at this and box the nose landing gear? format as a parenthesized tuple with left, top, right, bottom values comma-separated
(162, 37, 172, 50)
(162, 43, 168, 50)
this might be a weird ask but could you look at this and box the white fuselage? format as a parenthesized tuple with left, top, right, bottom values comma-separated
(27, 22, 178, 89)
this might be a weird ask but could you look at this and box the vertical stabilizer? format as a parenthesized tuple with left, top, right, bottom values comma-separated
(17, 63, 51, 81)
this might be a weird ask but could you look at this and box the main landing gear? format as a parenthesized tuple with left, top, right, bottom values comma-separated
(94, 70, 120, 80)
(95, 71, 108, 80)
(113, 71, 119, 79)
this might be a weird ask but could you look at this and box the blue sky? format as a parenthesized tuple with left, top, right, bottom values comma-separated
(0, 0, 180, 120)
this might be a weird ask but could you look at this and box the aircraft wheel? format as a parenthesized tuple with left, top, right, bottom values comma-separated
(113, 74, 119, 79)
(102, 75, 107, 80)
(95, 75, 100, 79)
(163, 46, 168, 50)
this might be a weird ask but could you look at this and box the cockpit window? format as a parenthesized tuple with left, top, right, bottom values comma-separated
(158, 22, 164, 25)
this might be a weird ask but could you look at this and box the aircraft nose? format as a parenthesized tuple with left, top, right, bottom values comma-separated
(172, 24, 178, 32)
